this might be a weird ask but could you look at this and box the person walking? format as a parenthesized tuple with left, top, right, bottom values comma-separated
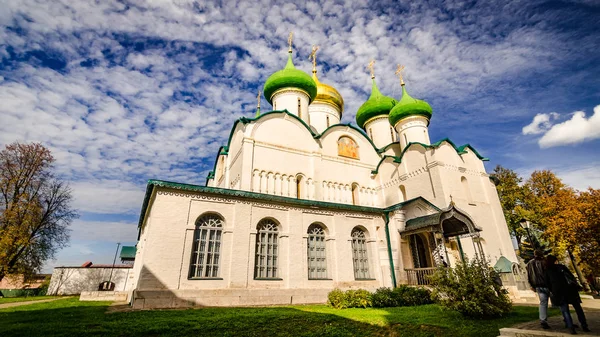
(527, 249, 551, 329)
(544, 254, 590, 334)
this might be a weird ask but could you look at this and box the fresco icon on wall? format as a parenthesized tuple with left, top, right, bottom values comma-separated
(338, 136, 359, 159)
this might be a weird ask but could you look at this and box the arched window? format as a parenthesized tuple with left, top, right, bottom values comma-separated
(307, 224, 327, 279)
(298, 98, 301, 118)
(461, 176, 473, 204)
(351, 227, 370, 279)
(337, 136, 359, 159)
(254, 219, 279, 279)
(399, 185, 407, 202)
(189, 213, 223, 278)
(351, 183, 360, 205)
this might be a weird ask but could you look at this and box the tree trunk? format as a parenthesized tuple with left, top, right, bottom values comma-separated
(568, 249, 590, 292)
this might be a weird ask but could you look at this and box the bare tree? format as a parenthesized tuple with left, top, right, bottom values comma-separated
(0, 142, 77, 283)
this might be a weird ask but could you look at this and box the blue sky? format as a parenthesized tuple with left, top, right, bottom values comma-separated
(0, 0, 599, 272)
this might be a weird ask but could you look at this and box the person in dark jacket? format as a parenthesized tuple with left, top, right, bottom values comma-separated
(544, 254, 590, 334)
(526, 249, 550, 329)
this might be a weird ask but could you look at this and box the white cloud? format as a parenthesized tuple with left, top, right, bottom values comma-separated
(522, 112, 558, 135)
(555, 164, 600, 191)
(69, 219, 138, 242)
(538, 105, 600, 148)
(70, 180, 146, 215)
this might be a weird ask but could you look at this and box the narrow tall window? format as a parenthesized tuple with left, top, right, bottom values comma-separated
(296, 175, 304, 198)
(274, 101, 276, 110)
(369, 128, 374, 141)
(326, 116, 330, 127)
(298, 98, 301, 118)
(390, 126, 395, 141)
(307, 224, 327, 279)
(351, 227, 370, 279)
(351, 183, 359, 205)
(189, 214, 223, 278)
(254, 219, 279, 279)
(461, 176, 473, 204)
(403, 133, 408, 146)
(399, 185, 407, 202)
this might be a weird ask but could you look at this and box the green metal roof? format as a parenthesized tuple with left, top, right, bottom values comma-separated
(120, 246, 136, 260)
(493, 256, 513, 273)
(263, 53, 317, 104)
(355, 79, 396, 128)
(388, 85, 432, 127)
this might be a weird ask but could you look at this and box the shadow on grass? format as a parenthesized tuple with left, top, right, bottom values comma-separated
(0, 298, 558, 337)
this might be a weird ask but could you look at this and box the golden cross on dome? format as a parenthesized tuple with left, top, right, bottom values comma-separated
(288, 32, 293, 52)
(367, 59, 375, 79)
(395, 64, 406, 86)
(256, 89, 261, 109)
(309, 45, 319, 72)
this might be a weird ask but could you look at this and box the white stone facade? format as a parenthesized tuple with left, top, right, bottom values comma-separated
(131, 85, 517, 309)
(48, 267, 134, 295)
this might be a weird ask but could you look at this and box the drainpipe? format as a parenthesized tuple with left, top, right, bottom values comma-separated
(384, 212, 397, 288)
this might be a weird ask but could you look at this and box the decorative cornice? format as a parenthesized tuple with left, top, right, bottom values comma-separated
(137, 179, 441, 229)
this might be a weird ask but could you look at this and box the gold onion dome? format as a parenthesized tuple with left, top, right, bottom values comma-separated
(312, 72, 344, 113)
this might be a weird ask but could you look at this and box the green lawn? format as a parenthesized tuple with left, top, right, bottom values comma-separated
(0, 295, 58, 304)
(0, 298, 559, 337)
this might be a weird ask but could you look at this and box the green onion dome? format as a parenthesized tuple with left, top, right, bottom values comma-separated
(388, 85, 432, 127)
(263, 53, 317, 105)
(355, 79, 396, 128)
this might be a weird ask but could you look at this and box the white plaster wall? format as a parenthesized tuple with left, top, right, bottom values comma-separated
(48, 267, 133, 295)
(394, 116, 430, 150)
(364, 116, 397, 149)
(134, 188, 386, 294)
(271, 89, 311, 123)
(307, 102, 341, 133)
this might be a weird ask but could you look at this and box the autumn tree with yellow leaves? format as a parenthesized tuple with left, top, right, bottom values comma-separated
(0, 142, 77, 283)
(494, 166, 599, 287)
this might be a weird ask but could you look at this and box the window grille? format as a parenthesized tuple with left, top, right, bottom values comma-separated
(254, 219, 279, 279)
(189, 214, 223, 278)
(351, 228, 370, 279)
(307, 224, 327, 279)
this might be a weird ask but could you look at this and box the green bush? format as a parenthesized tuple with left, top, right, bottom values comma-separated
(330, 286, 433, 309)
(372, 287, 397, 307)
(393, 285, 435, 306)
(327, 288, 347, 309)
(429, 257, 512, 318)
(327, 288, 372, 309)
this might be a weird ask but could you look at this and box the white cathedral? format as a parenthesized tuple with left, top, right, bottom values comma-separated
(130, 37, 518, 309)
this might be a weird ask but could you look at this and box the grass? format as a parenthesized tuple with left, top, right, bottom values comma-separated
(0, 295, 59, 304)
(0, 298, 559, 337)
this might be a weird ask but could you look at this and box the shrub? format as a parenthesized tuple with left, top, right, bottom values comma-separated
(327, 288, 346, 309)
(327, 288, 372, 309)
(392, 285, 435, 306)
(347, 289, 372, 308)
(332, 286, 433, 309)
(429, 257, 512, 318)
(372, 287, 397, 307)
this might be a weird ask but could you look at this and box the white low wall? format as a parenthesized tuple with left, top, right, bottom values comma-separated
(80, 291, 130, 302)
(48, 267, 133, 295)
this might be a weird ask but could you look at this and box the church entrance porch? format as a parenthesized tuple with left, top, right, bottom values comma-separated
(399, 203, 484, 286)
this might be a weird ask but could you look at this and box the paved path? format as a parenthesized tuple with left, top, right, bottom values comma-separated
(503, 299, 600, 336)
(0, 297, 69, 310)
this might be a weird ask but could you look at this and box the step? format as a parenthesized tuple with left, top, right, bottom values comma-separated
(499, 328, 595, 337)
